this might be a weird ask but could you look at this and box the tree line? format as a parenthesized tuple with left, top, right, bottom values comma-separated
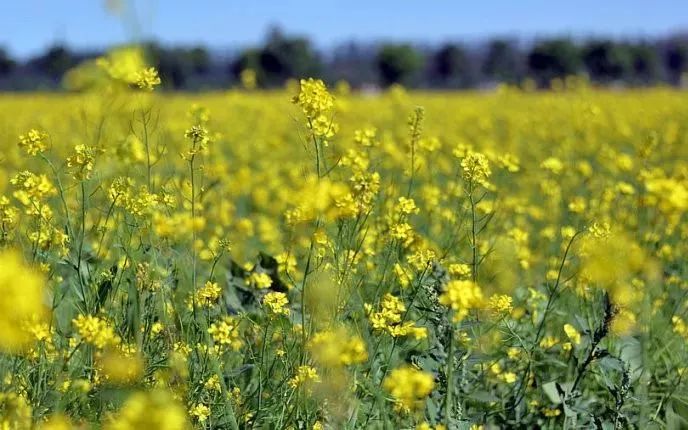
(1, 28, 687, 91)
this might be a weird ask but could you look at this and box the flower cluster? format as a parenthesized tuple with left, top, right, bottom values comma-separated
(207, 316, 243, 351)
(18, 129, 48, 156)
(365, 293, 427, 339)
(188, 281, 222, 308)
(309, 328, 368, 367)
(459, 151, 492, 188)
(72, 315, 121, 349)
(292, 78, 335, 118)
(288, 365, 320, 389)
(0, 251, 45, 352)
(383, 366, 435, 412)
(439, 280, 484, 322)
(67, 144, 100, 180)
(262, 292, 290, 316)
(104, 390, 188, 430)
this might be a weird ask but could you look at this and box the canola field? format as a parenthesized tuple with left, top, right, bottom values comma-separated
(0, 76, 687, 429)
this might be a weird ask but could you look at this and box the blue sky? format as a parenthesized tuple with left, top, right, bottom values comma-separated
(2, 0, 687, 57)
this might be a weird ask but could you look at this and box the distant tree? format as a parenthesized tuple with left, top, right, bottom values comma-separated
(582, 40, 632, 82)
(376, 43, 423, 87)
(144, 44, 211, 89)
(232, 28, 322, 87)
(327, 42, 378, 87)
(231, 48, 261, 82)
(188, 47, 211, 74)
(527, 39, 581, 86)
(665, 40, 688, 85)
(265, 29, 321, 79)
(146, 44, 185, 88)
(627, 43, 661, 85)
(433, 43, 473, 88)
(30, 45, 78, 81)
(0, 47, 15, 76)
(482, 39, 521, 83)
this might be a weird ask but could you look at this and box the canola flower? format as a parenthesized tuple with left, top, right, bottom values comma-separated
(383, 366, 435, 412)
(439, 280, 484, 323)
(366, 293, 427, 339)
(207, 316, 243, 351)
(72, 315, 121, 349)
(487, 294, 513, 317)
(288, 365, 321, 389)
(292, 78, 335, 118)
(0, 251, 46, 352)
(98, 348, 144, 384)
(240, 69, 257, 90)
(18, 129, 48, 156)
(308, 328, 368, 367)
(262, 291, 290, 316)
(460, 151, 492, 187)
(188, 280, 222, 308)
(563, 323, 582, 345)
(104, 390, 189, 430)
(134, 67, 161, 91)
(0, 73, 684, 428)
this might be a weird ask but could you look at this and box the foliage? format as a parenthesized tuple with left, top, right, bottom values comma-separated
(3, 33, 688, 90)
(582, 40, 633, 83)
(232, 28, 323, 88)
(432, 44, 475, 88)
(376, 44, 425, 86)
(527, 39, 582, 86)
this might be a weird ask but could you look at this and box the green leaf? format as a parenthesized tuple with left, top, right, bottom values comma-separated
(542, 381, 563, 404)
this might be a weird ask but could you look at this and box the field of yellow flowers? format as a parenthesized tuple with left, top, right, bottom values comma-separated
(0, 50, 687, 429)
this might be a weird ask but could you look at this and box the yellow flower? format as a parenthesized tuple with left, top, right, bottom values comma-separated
(189, 281, 222, 308)
(189, 403, 211, 423)
(448, 263, 472, 278)
(67, 144, 100, 180)
(487, 294, 513, 317)
(540, 157, 564, 175)
(99, 348, 144, 384)
(104, 390, 189, 430)
(366, 293, 426, 339)
(18, 129, 48, 156)
(288, 365, 320, 389)
(134, 67, 161, 91)
(501, 372, 517, 384)
(672, 316, 688, 340)
(72, 315, 121, 349)
(439, 280, 484, 322)
(563, 323, 582, 345)
(383, 365, 434, 412)
(96, 46, 146, 84)
(0, 392, 32, 430)
(396, 196, 419, 215)
(207, 316, 243, 351)
(0, 251, 46, 353)
(393, 263, 411, 288)
(36, 414, 73, 430)
(183, 121, 212, 157)
(262, 291, 290, 316)
(204, 375, 221, 392)
(292, 78, 335, 118)
(460, 151, 492, 187)
(309, 328, 368, 367)
(539, 335, 559, 349)
(249, 272, 273, 289)
(240, 68, 257, 89)
(543, 407, 561, 417)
